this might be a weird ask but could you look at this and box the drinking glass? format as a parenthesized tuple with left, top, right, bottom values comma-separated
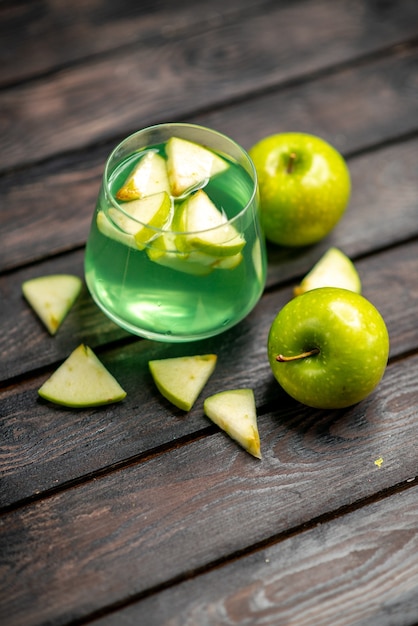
(84, 123, 267, 342)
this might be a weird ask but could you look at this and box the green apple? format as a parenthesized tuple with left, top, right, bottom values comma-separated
(115, 151, 170, 201)
(268, 287, 389, 409)
(203, 388, 261, 459)
(38, 344, 126, 407)
(149, 354, 217, 411)
(174, 189, 245, 257)
(108, 191, 172, 248)
(294, 247, 361, 296)
(22, 274, 82, 335)
(249, 133, 351, 247)
(166, 136, 229, 197)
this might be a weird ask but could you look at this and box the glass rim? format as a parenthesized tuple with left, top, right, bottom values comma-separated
(103, 122, 258, 237)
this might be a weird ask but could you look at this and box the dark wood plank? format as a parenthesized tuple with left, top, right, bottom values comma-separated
(90, 484, 418, 626)
(201, 42, 418, 161)
(1, 0, 417, 171)
(1, 48, 417, 273)
(1, 241, 418, 506)
(0, 0, 263, 87)
(0, 352, 417, 626)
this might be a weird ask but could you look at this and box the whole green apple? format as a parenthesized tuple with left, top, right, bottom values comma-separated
(267, 287, 389, 409)
(249, 133, 351, 247)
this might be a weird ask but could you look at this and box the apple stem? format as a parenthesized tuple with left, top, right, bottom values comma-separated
(286, 152, 297, 174)
(276, 348, 320, 362)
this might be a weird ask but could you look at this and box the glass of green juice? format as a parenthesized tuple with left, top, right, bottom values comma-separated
(84, 123, 267, 342)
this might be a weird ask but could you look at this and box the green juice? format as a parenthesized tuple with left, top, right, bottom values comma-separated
(85, 141, 266, 342)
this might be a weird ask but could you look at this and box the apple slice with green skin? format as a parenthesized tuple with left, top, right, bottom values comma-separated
(166, 136, 229, 197)
(97, 210, 138, 249)
(174, 190, 245, 257)
(203, 388, 261, 459)
(38, 344, 126, 407)
(268, 287, 389, 409)
(109, 191, 172, 249)
(149, 354, 217, 411)
(22, 274, 82, 335)
(212, 252, 243, 270)
(147, 233, 214, 276)
(115, 151, 170, 201)
(294, 247, 361, 296)
(147, 233, 242, 275)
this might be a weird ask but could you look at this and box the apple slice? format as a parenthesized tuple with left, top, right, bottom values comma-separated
(38, 344, 126, 407)
(109, 191, 172, 248)
(166, 136, 229, 197)
(149, 354, 217, 411)
(203, 388, 261, 459)
(294, 247, 361, 296)
(212, 252, 243, 270)
(97, 210, 138, 249)
(115, 151, 170, 201)
(174, 190, 245, 257)
(147, 233, 214, 276)
(22, 274, 82, 335)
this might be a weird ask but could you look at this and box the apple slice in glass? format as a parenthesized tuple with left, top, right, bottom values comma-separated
(109, 191, 172, 248)
(38, 344, 126, 407)
(149, 354, 217, 411)
(294, 247, 361, 296)
(174, 190, 245, 257)
(166, 136, 229, 197)
(146, 232, 214, 276)
(22, 274, 82, 335)
(115, 151, 170, 201)
(203, 388, 261, 459)
(97, 210, 138, 249)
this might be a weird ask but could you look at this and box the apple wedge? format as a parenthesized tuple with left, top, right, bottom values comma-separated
(146, 233, 214, 276)
(174, 190, 245, 257)
(38, 344, 126, 407)
(97, 210, 138, 250)
(109, 191, 172, 248)
(166, 136, 229, 197)
(149, 354, 217, 411)
(22, 274, 82, 335)
(294, 247, 361, 296)
(203, 388, 261, 459)
(115, 151, 170, 201)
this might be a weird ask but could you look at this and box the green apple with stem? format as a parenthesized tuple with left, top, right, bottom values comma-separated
(249, 133, 351, 247)
(268, 287, 389, 409)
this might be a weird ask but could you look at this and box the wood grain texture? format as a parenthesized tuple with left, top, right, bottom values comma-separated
(1, 0, 417, 171)
(1, 49, 417, 273)
(90, 485, 418, 626)
(1, 352, 417, 626)
(0, 0, 264, 86)
(1, 241, 418, 508)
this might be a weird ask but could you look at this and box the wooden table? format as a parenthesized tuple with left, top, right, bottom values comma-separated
(1, 2, 418, 624)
